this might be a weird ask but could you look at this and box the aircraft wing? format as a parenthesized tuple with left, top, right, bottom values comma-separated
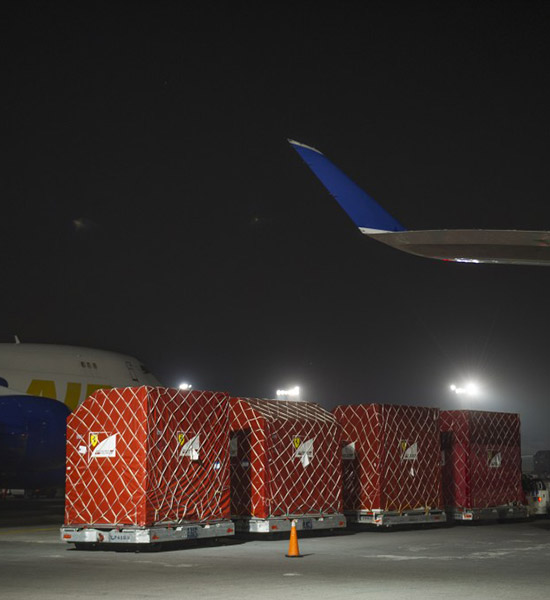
(289, 139, 550, 266)
(370, 229, 550, 266)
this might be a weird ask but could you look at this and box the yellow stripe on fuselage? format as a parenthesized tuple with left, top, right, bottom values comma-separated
(25, 379, 112, 410)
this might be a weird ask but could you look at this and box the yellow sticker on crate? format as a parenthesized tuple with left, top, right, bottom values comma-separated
(401, 440, 408, 451)
(178, 433, 186, 446)
(293, 437, 301, 449)
(90, 434, 99, 448)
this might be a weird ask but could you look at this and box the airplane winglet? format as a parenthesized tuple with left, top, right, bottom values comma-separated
(287, 139, 323, 154)
(288, 139, 406, 233)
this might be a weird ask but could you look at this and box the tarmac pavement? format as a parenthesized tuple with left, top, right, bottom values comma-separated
(0, 499, 549, 600)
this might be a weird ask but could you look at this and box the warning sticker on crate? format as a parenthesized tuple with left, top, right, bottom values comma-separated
(90, 433, 117, 458)
(488, 450, 502, 468)
(179, 433, 200, 460)
(401, 441, 418, 460)
(342, 442, 356, 460)
(295, 438, 314, 467)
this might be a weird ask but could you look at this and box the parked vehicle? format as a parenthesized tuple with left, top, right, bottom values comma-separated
(523, 476, 550, 516)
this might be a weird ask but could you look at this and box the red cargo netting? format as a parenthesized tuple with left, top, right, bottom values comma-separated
(65, 387, 231, 527)
(440, 410, 524, 509)
(230, 397, 343, 519)
(333, 404, 443, 513)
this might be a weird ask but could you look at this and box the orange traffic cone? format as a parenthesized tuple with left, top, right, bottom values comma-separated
(285, 520, 302, 558)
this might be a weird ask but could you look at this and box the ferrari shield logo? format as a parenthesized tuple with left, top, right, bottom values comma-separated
(293, 437, 302, 450)
(90, 434, 99, 448)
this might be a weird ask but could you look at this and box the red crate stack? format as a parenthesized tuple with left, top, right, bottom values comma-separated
(333, 404, 444, 514)
(440, 410, 524, 510)
(230, 397, 343, 519)
(65, 387, 231, 527)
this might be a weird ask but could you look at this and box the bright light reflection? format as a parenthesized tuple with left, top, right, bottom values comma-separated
(450, 381, 480, 397)
(179, 382, 192, 390)
(276, 386, 300, 399)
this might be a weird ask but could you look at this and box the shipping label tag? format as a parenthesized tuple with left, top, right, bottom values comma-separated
(229, 436, 238, 458)
(179, 433, 200, 460)
(488, 450, 502, 468)
(401, 441, 418, 460)
(342, 442, 356, 460)
(295, 438, 314, 467)
(90, 433, 116, 458)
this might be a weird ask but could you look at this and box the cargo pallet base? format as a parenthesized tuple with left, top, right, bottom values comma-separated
(233, 514, 346, 533)
(346, 509, 446, 527)
(61, 520, 235, 547)
(448, 505, 529, 521)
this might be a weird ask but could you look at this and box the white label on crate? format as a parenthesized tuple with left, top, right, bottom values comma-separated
(488, 450, 502, 468)
(295, 439, 314, 467)
(91, 434, 117, 458)
(180, 433, 200, 460)
(402, 441, 418, 460)
(229, 436, 238, 458)
(342, 442, 356, 460)
(78, 446, 87, 455)
(213, 460, 221, 470)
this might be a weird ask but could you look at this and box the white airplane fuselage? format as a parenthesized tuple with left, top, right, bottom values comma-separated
(0, 343, 161, 411)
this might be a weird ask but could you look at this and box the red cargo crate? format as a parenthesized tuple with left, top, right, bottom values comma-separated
(333, 404, 444, 514)
(65, 387, 231, 527)
(230, 397, 343, 519)
(440, 410, 524, 510)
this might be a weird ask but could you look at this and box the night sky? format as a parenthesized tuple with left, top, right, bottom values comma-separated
(4, 2, 550, 453)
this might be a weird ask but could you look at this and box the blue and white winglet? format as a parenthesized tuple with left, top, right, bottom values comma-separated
(288, 139, 550, 266)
